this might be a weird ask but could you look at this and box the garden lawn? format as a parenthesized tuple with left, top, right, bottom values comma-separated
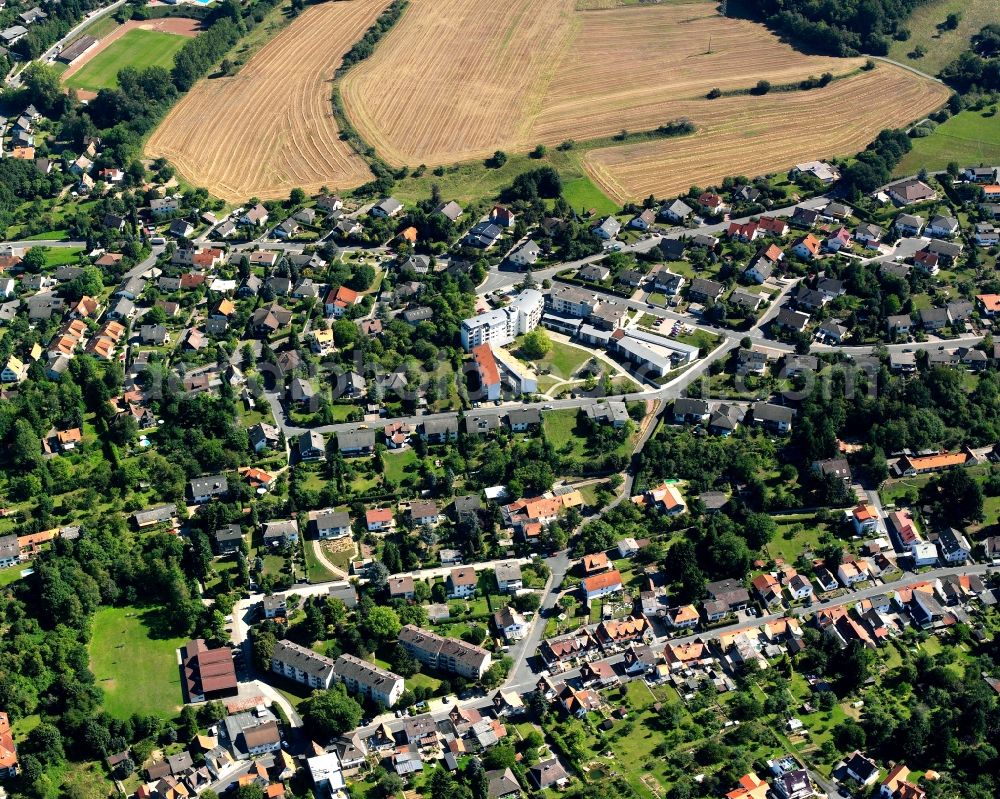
(65, 29, 188, 92)
(766, 513, 839, 563)
(0, 565, 25, 587)
(383, 448, 419, 484)
(89, 605, 187, 718)
(543, 408, 588, 456)
(40, 246, 84, 267)
(304, 540, 338, 582)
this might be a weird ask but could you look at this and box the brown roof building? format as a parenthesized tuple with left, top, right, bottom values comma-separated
(182, 639, 238, 703)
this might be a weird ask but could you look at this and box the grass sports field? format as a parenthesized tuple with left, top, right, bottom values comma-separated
(89, 605, 186, 718)
(65, 28, 188, 92)
(895, 108, 1000, 176)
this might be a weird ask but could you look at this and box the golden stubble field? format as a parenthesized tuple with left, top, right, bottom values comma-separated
(341, 0, 875, 165)
(582, 65, 950, 202)
(146, 0, 948, 202)
(145, 0, 389, 201)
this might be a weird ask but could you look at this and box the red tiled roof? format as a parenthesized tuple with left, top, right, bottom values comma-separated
(582, 569, 623, 593)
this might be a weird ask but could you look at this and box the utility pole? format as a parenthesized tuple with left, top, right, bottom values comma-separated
(707, 34, 713, 54)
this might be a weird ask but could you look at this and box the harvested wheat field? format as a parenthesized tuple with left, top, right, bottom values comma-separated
(582, 65, 950, 202)
(339, 0, 578, 167)
(340, 0, 869, 166)
(145, 0, 388, 201)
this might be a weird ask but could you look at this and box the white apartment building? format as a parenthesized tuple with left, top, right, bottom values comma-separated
(460, 289, 543, 351)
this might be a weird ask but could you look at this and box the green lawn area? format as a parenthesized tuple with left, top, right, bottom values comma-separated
(65, 29, 188, 92)
(383, 448, 419, 484)
(38, 246, 84, 267)
(304, 540, 338, 582)
(511, 337, 591, 382)
(319, 540, 356, 572)
(24, 229, 72, 241)
(543, 408, 587, 453)
(887, 0, 997, 76)
(407, 671, 443, 693)
(89, 605, 187, 718)
(896, 108, 1000, 175)
(674, 329, 721, 355)
(0, 565, 26, 587)
(562, 176, 619, 216)
(766, 513, 841, 563)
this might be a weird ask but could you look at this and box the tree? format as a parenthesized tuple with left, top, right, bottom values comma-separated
(363, 605, 401, 640)
(26, 724, 65, 764)
(520, 329, 552, 360)
(753, 79, 771, 94)
(235, 786, 265, 799)
(289, 188, 306, 206)
(21, 247, 46, 271)
(302, 684, 363, 740)
(376, 772, 404, 799)
(11, 418, 40, 469)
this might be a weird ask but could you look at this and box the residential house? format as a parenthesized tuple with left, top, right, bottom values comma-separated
(212, 525, 243, 555)
(673, 397, 710, 424)
(312, 509, 351, 540)
(387, 576, 415, 601)
(529, 759, 568, 791)
(697, 192, 727, 214)
(855, 222, 883, 246)
(447, 567, 478, 598)
(188, 474, 229, 503)
(262, 519, 298, 547)
(895, 213, 925, 236)
(774, 307, 811, 333)
(241, 204, 269, 227)
(886, 179, 936, 206)
(409, 500, 439, 527)
(630, 209, 656, 230)
(688, 277, 724, 303)
(366, 508, 394, 533)
(936, 527, 971, 564)
(927, 215, 959, 238)
(509, 240, 541, 267)
(337, 429, 375, 456)
(792, 234, 821, 260)
(421, 417, 459, 443)
(843, 752, 880, 786)
(493, 606, 528, 642)
(974, 222, 999, 246)
(751, 402, 794, 433)
(591, 217, 621, 240)
(919, 307, 948, 331)
(660, 199, 692, 222)
(494, 561, 523, 593)
(887, 314, 913, 337)
(581, 569, 623, 601)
